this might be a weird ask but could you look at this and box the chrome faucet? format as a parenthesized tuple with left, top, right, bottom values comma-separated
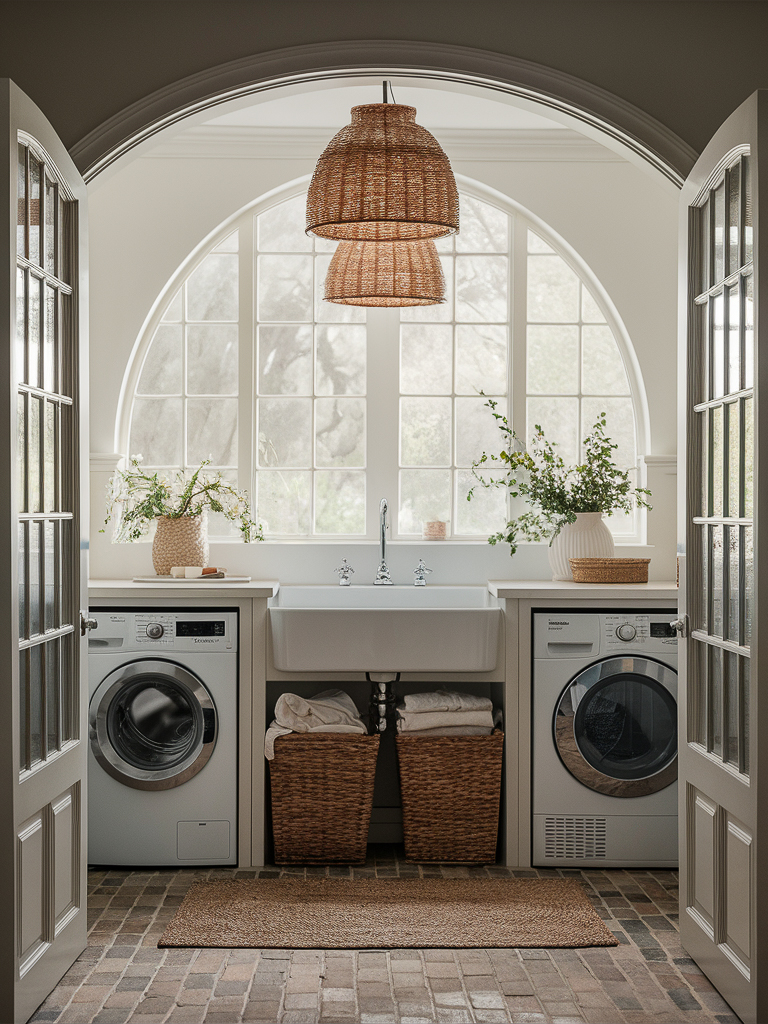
(373, 498, 393, 585)
(334, 558, 354, 586)
(413, 558, 432, 586)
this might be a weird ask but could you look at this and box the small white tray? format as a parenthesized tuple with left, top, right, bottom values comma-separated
(132, 575, 252, 583)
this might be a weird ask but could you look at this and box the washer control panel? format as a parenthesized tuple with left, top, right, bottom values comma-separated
(533, 611, 677, 659)
(603, 613, 676, 651)
(135, 613, 175, 645)
(87, 610, 237, 653)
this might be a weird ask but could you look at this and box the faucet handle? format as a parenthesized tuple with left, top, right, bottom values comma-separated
(413, 558, 433, 586)
(335, 558, 355, 585)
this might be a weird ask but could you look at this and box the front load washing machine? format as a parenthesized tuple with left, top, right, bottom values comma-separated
(88, 609, 238, 866)
(532, 610, 678, 868)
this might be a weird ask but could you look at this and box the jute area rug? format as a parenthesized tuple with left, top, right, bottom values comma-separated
(158, 877, 618, 949)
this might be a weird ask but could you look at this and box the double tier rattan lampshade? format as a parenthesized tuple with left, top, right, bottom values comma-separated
(306, 103, 459, 241)
(324, 239, 446, 307)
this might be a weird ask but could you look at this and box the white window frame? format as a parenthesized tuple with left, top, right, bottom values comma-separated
(117, 176, 650, 545)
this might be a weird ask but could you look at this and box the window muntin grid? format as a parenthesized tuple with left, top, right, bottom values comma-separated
(16, 140, 77, 774)
(689, 152, 752, 777)
(129, 232, 241, 536)
(255, 194, 367, 537)
(525, 230, 637, 536)
(397, 195, 509, 537)
(127, 187, 644, 542)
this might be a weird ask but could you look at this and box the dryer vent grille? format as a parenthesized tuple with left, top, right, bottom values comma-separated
(544, 816, 607, 859)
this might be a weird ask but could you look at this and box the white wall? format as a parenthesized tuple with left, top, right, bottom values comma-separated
(87, 128, 678, 583)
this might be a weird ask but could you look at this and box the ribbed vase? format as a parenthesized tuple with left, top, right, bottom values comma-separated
(152, 513, 209, 576)
(548, 512, 615, 582)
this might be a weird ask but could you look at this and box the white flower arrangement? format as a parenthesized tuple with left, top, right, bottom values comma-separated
(103, 457, 263, 543)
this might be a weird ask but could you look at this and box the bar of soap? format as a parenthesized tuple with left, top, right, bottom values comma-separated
(201, 566, 226, 575)
(169, 567, 186, 577)
(184, 567, 204, 578)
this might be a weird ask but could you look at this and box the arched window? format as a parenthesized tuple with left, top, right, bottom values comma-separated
(123, 186, 646, 541)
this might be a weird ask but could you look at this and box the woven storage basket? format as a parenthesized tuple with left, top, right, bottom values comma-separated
(396, 730, 503, 863)
(268, 733, 379, 864)
(569, 557, 651, 584)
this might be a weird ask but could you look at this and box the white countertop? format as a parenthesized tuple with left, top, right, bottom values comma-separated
(488, 579, 678, 601)
(89, 578, 678, 602)
(88, 578, 279, 599)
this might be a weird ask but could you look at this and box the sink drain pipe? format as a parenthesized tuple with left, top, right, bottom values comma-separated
(366, 672, 400, 733)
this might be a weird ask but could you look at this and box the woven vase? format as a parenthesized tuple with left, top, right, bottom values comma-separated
(152, 513, 208, 576)
(548, 512, 615, 582)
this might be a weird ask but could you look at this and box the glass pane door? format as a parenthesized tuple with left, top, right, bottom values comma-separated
(16, 141, 76, 775)
(690, 153, 752, 776)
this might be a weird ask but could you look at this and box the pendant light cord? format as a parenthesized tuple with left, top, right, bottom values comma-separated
(382, 80, 396, 104)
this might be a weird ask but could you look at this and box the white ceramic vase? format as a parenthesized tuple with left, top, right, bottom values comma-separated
(547, 511, 615, 581)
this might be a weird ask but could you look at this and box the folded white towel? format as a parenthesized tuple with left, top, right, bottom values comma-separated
(400, 690, 493, 714)
(264, 689, 366, 760)
(396, 708, 495, 733)
(397, 724, 494, 737)
(397, 709, 503, 737)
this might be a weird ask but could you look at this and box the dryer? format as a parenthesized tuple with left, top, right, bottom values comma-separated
(88, 609, 238, 867)
(532, 610, 678, 868)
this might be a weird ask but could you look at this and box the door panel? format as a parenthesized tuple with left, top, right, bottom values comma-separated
(1, 80, 88, 1023)
(678, 90, 765, 1024)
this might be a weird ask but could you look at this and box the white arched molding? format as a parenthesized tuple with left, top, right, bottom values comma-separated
(72, 40, 696, 188)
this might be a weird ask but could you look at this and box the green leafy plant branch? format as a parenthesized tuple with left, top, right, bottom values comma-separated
(467, 398, 652, 555)
(102, 457, 264, 543)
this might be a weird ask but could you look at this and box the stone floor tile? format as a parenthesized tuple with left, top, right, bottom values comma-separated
(71, 984, 112, 1003)
(58, 1008, 103, 1024)
(322, 986, 356, 1001)
(470, 991, 506, 1009)
(433, 991, 471, 1007)
(464, 976, 501, 992)
(500, 980, 535, 997)
(392, 959, 425, 973)
(394, 972, 429, 988)
(285, 992, 320, 1008)
(91, 1011, 133, 1024)
(426, 962, 461, 978)
(166, 1009, 206, 1023)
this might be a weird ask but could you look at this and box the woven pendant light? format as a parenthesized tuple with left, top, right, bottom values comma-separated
(306, 101, 459, 241)
(324, 239, 446, 307)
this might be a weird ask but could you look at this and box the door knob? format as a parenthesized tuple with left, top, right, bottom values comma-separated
(80, 612, 98, 636)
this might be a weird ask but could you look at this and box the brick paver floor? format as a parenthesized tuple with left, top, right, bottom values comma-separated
(29, 847, 741, 1024)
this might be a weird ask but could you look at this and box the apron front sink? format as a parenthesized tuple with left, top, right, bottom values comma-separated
(268, 585, 502, 673)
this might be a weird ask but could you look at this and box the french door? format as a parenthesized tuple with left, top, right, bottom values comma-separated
(0, 81, 89, 1023)
(678, 91, 765, 1024)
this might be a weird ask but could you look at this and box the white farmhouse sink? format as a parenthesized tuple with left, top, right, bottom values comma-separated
(268, 585, 502, 673)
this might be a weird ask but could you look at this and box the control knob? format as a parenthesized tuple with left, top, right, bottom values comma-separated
(146, 622, 164, 639)
(616, 622, 636, 642)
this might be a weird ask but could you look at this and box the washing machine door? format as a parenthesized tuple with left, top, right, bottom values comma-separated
(554, 656, 677, 798)
(90, 660, 217, 791)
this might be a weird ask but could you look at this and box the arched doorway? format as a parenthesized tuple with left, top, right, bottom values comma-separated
(73, 41, 695, 187)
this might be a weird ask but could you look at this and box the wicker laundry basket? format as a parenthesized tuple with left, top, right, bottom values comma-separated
(396, 730, 504, 863)
(268, 732, 380, 864)
(569, 557, 650, 583)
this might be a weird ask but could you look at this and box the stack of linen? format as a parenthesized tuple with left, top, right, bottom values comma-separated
(264, 689, 367, 759)
(396, 690, 500, 737)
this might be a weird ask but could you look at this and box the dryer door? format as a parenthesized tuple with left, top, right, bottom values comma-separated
(90, 660, 217, 791)
(554, 656, 677, 798)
